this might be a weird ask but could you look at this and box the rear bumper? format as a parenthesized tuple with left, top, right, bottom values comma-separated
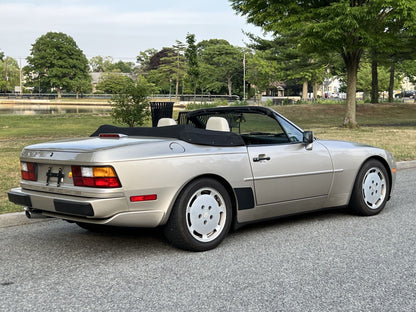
(8, 188, 165, 227)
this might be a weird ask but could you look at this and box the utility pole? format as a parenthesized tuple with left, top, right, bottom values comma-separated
(19, 58, 22, 95)
(4, 56, 8, 94)
(243, 53, 246, 101)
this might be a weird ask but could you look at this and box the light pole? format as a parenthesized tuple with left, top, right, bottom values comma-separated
(169, 78, 172, 101)
(243, 53, 246, 102)
(4, 56, 8, 94)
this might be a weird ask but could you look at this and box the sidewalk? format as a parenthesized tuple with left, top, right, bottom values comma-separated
(1, 160, 415, 228)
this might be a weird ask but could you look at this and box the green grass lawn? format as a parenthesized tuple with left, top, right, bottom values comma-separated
(1, 103, 415, 214)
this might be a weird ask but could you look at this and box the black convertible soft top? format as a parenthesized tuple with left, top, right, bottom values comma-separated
(91, 124, 245, 147)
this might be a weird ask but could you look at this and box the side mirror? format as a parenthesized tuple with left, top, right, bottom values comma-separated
(303, 131, 314, 150)
(303, 131, 314, 144)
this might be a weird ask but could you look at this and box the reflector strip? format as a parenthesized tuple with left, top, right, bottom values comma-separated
(130, 194, 157, 202)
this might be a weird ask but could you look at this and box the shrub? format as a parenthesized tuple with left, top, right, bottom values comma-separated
(110, 76, 157, 127)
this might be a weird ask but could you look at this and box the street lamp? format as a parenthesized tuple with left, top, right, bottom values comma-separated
(169, 78, 172, 101)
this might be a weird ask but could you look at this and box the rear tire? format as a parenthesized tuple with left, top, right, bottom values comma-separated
(163, 178, 232, 251)
(349, 159, 390, 216)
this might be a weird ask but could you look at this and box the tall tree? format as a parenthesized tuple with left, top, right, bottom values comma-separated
(1, 57, 20, 93)
(185, 33, 200, 98)
(357, 61, 390, 101)
(96, 72, 133, 94)
(245, 49, 281, 98)
(136, 48, 158, 74)
(147, 44, 187, 97)
(198, 39, 243, 96)
(90, 56, 135, 73)
(26, 32, 90, 98)
(89, 56, 112, 72)
(230, 0, 416, 127)
(248, 32, 331, 100)
(71, 76, 92, 98)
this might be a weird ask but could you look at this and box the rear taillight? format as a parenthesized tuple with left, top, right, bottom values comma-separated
(71, 166, 121, 188)
(21, 162, 37, 181)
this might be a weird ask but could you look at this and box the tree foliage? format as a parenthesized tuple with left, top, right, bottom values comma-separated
(0, 57, 20, 93)
(357, 61, 391, 101)
(197, 39, 243, 96)
(230, 0, 416, 127)
(96, 72, 134, 94)
(110, 76, 157, 127)
(26, 32, 90, 98)
(146, 43, 187, 98)
(185, 33, 200, 95)
(89, 56, 135, 73)
(136, 49, 158, 74)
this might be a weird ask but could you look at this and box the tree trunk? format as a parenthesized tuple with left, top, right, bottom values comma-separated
(175, 77, 179, 100)
(193, 85, 197, 102)
(371, 60, 378, 104)
(302, 80, 308, 101)
(388, 59, 395, 103)
(227, 76, 232, 96)
(57, 88, 62, 99)
(342, 50, 362, 128)
(313, 82, 318, 101)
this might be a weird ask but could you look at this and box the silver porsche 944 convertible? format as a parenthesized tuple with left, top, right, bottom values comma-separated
(8, 106, 396, 251)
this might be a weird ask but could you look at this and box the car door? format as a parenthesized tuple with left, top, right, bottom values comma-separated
(247, 142, 333, 205)
(240, 112, 333, 206)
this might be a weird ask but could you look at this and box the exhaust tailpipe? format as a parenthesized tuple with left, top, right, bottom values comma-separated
(24, 207, 47, 219)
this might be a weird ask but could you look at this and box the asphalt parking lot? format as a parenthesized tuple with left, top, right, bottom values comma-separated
(0, 166, 415, 312)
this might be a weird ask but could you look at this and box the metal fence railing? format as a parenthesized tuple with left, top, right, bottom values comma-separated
(0, 93, 240, 102)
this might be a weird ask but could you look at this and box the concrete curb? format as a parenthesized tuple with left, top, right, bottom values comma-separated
(397, 160, 416, 170)
(1, 161, 416, 228)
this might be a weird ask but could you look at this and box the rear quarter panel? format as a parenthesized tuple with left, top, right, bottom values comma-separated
(99, 141, 253, 224)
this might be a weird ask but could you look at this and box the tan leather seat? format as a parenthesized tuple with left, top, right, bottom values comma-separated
(157, 118, 177, 127)
(206, 117, 230, 132)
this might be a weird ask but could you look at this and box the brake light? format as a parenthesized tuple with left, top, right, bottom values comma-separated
(71, 166, 121, 188)
(99, 133, 125, 138)
(21, 162, 37, 181)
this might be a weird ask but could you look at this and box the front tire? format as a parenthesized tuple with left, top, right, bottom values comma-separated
(349, 159, 390, 216)
(163, 178, 232, 251)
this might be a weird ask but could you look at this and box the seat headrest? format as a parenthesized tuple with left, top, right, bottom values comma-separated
(206, 117, 230, 132)
(157, 118, 177, 127)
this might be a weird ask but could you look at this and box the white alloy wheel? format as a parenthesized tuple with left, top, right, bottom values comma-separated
(186, 187, 227, 242)
(163, 178, 232, 251)
(349, 159, 390, 216)
(362, 167, 387, 210)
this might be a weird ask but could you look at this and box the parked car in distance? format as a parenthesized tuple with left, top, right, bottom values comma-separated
(8, 106, 396, 251)
(395, 90, 415, 98)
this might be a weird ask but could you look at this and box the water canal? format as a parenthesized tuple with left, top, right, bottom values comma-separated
(0, 104, 111, 115)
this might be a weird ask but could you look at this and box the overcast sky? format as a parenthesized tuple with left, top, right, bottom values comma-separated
(1, 0, 266, 64)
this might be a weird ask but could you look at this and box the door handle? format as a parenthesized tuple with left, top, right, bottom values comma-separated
(253, 154, 271, 162)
